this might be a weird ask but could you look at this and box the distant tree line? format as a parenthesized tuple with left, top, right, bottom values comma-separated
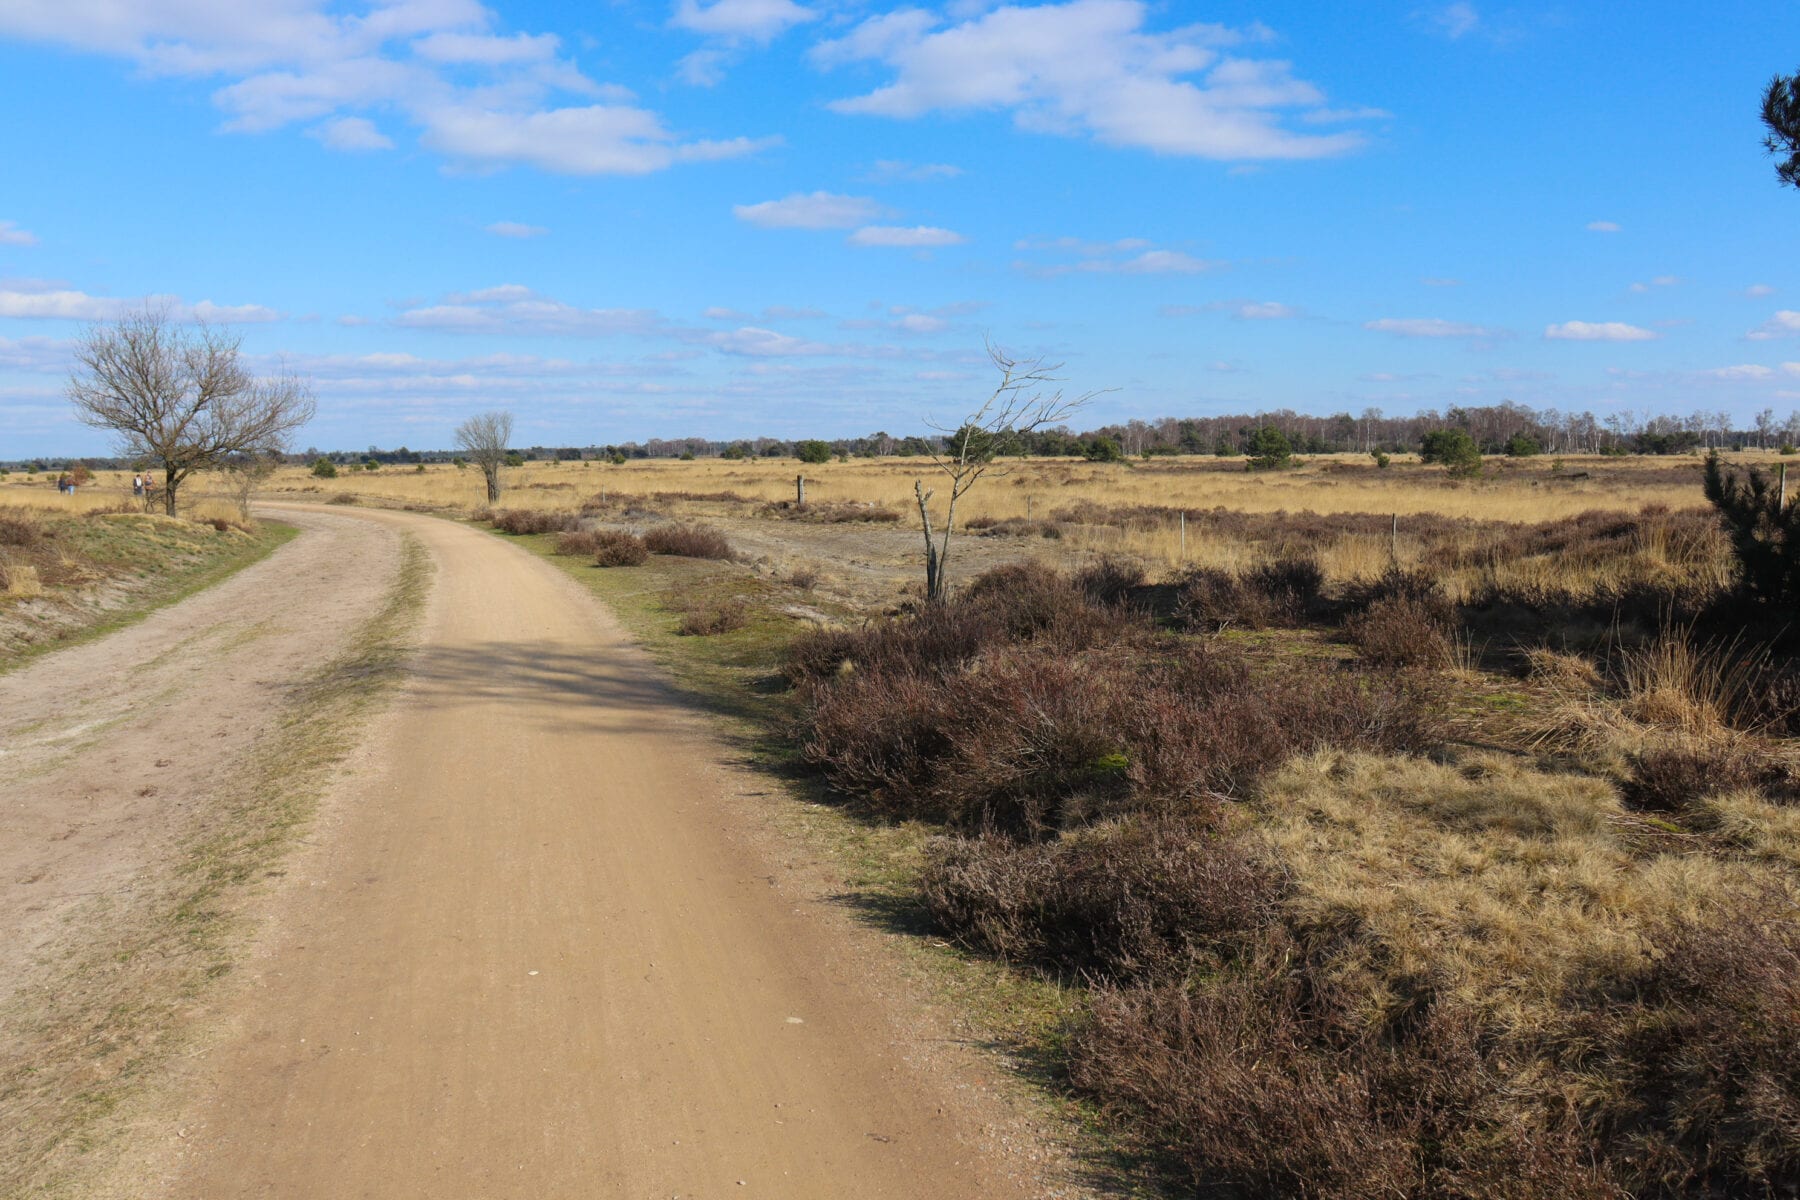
(11, 400, 1800, 474)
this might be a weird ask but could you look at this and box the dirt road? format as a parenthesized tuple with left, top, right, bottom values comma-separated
(94, 506, 1072, 1198)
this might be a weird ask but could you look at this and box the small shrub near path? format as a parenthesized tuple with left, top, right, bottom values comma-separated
(644, 523, 736, 560)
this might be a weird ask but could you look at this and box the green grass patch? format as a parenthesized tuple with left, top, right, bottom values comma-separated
(0, 514, 298, 675)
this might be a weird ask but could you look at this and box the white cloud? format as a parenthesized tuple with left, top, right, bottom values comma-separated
(0, 220, 38, 246)
(1748, 311, 1800, 340)
(310, 115, 393, 151)
(1428, 3, 1480, 39)
(1015, 236, 1216, 275)
(1231, 301, 1298, 319)
(1421, 277, 1461, 287)
(420, 104, 773, 175)
(412, 30, 559, 65)
(1703, 364, 1774, 381)
(1629, 274, 1679, 294)
(847, 225, 966, 247)
(1586, 220, 1622, 233)
(0, 334, 72, 371)
(485, 221, 548, 238)
(672, 0, 814, 42)
(0, 2, 773, 178)
(1116, 249, 1212, 273)
(812, 0, 1364, 161)
(0, 288, 279, 323)
(391, 286, 661, 336)
(863, 159, 963, 182)
(733, 191, 885, 229)
(1544, 320, 1658, 341)
(1746, 284, 1776, 298)
(1365, 317, 1493, 338)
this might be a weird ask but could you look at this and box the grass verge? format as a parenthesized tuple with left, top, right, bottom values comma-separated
(0, 513, 299, 676)
(0, 533, 431, 1198)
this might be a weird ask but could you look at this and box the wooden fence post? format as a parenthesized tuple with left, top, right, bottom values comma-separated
(1179, 511, 1187, 561)
(1390, 512, 1399, 566)
(796, 474, 806, 506)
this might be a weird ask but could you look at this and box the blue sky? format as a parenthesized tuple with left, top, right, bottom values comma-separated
(2, 0, 1798, 455)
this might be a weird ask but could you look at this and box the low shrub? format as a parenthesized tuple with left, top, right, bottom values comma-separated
(644, 523, 736, 560)
(0, 512, 43, 546)
(1345, 594, 1454, 669)
(1073, 555, 1146, 607)
(491, 508, 580, 535)
(921, 816, 1279, 982)
(1069, 969, 1621, 1200)
(677, 598, 750, 636)
(326, 492, 359, 506)
(592, 531, 649, 567)
(1620, 742, 1782, 812)
(1563, 900, 1800, 1195)
(554, 529, 602, 557)
(1175, 557, 1324, 630)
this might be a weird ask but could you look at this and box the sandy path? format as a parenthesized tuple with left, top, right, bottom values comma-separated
(0, 508, 402, 1004)
(134, 506, 1070, 1199)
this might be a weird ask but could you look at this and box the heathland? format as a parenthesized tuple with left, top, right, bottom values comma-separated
(213, 447, 1795, 1199)
(5, 449, 1797, 1197)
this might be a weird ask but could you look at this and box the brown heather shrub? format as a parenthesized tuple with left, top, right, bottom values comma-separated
(468, 506, 495, 524)
(973, 516, 1064, 538)
(643, 522, 735, 560)
(784, 561, 1129, 684)
(764, 500, 902, 524)
(591, 531, 649, 567)
(553, 529, 602, 557)
(677, 598, 749, 636)
(1175, 556, 1324, 630)
(1344, 593, 1454, 669)
(786, 565, 821, 591)
(1072, 555, 1145, 607)
(1563, 900, 1800, 1196)
(1620, 741, 1794, 812)
(920, 815, 1279, 981)
(326, 492, 360, 505)
(1069, 964, 1624, 1200)
(0, 512, 43, 546)
(799, 630, 1431, 834)
(491, 508, 581, 535)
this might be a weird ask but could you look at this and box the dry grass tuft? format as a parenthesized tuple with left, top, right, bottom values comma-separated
(643, 522, 736, 560)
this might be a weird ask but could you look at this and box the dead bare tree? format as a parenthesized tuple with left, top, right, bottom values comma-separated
(218, 451, 283, 522)
(455, 410, 515, 503)
(915, 344, 1098, 602)
(67, 309, 314, 516)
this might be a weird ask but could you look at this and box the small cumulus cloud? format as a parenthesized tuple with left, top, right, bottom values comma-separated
(0, 220, 38, 246)
(392, 285, 661, 336)
(0, 288, 279, 323)
(1365, 317, 1493, 338)
(1628, 275, 1679, 294)
(1702, 364, 1774, 381)
(1544, 320, 1657, 341)
(1016, 236, 1216, 276)
(847, 225, 966, 247)
(1586, 220, 1622, 233)
(733, 191, 885, 229)
(862, 159, 962, 182)
(1230, 300, 1299, 319)
(485, 221, 548, 238)
(672, 0, 815, 42)
(1426, 2, 1481, 39)
(1746, 284, 1776, 298)
(1748, 311, 1800, 340)
(309, 116, 395, 152)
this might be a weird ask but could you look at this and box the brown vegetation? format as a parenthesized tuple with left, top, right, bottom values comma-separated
(643, 522, 736, 560)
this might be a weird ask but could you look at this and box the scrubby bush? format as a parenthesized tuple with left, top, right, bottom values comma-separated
(491, 508, 581, 535)
(643, 523, 735, 560)
(1072, 555, 1146, 607)
(1421, 428, 1483, 476)
(1345, 594, 1454, 668)
(1244, 425, 1294, 471)
(553, 529, 603, 557)
(922, 816, 1278, 981)
(1175, 557, 1324, 630)
(794, 439, 833, 464)
(1565, 901, 1800, 1196)
(1704, 450, 1800, 608)
(310, 457, 337, 479)
(0, 512, 43, 546)
(677, 598, 749, 636)
(591, 531, 649, 567)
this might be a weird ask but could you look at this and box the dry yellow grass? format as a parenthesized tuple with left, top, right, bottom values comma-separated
(1258, 750, 1790, 1035)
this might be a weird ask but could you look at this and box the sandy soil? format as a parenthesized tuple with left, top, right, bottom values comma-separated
(73, 506, 1088, 1198)
(0, 509, 403, 1003)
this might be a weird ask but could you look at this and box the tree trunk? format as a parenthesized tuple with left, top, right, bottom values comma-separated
(484, 466, 500, 503)
(163, 466, 179, 516)
(915, 480, 943, 603)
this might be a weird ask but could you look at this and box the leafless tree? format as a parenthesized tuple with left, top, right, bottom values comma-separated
(67, 309, 314, 516)
(914, 344, 1099, 602)
(218, 451, 283, 522)
(455, 410, 515, 503)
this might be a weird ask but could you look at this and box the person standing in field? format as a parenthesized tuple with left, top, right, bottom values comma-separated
(132, 473, 143, 498)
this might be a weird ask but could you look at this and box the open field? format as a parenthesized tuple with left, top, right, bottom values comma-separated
(437, 444, 1800, 1199)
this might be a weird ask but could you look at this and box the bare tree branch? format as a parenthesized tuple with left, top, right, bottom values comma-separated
(67, 309, 314, 516)
(914, 341, 1103, 601)
(455, 410, 515, 503)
